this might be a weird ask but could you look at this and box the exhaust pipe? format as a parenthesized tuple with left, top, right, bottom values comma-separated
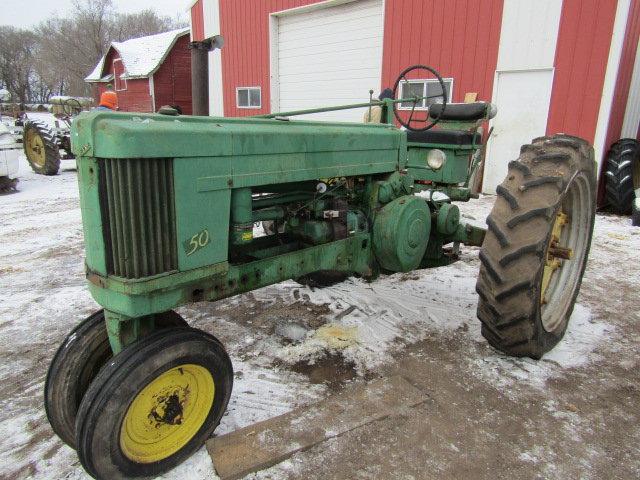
(190, 35, 224, 116)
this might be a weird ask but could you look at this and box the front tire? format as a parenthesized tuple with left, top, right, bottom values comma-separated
(44, 310, 187, 449)
(476, 134, 596, 358)
(75, 327, 233, 479)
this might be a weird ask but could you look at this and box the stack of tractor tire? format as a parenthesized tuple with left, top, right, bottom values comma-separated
(604, 138, 640, 226)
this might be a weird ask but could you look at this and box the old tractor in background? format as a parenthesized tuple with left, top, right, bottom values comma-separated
(23, 96, 91, 175)
(44, 65, 597, 479)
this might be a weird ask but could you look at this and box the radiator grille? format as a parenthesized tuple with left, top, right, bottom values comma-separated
(100, 158, 178, 278)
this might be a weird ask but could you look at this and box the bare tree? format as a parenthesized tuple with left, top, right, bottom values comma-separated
(0, 26, 38, 104)
(111, 9, 183, 42)
(36, 0, 186, 97)
(36, 0, 116, 97)
(1, 0, 187, 100)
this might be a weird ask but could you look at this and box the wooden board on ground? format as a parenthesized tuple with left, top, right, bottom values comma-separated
(207, 375, 427, 480)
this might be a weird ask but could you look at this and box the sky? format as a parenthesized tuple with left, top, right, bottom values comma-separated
(2, 0, 190, 29)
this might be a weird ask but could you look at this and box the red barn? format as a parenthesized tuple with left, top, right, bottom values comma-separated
(189, 0, 640, 193)
(85, 28, 193, 114)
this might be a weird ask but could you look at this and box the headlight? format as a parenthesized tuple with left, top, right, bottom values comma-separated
(426, 149, 446, 170)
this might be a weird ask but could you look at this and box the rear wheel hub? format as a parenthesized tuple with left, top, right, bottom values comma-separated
(540, 211, 572, 306)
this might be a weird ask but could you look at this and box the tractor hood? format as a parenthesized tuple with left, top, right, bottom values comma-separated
(71, 111, 404, 160)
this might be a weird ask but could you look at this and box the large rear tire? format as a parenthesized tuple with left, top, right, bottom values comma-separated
(604, 138, 640, 214)
(44, 310, 187, 449)
(23, 120, 60, 175)
(75, 327, 233, 479)
(476, 134, 596, 359)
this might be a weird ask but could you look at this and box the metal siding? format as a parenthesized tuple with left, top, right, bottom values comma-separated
(202, 0, 224, 116)
(546, 0, 619, 142)
(217, 0, 504, 118)
(191, 0, 205, 41)
(621, 34, 640, 138)
(496, 0, 562, 71)
(101, 49, 153, 112)
(606, 0, 640, 144)
(380, 0, 504, 126)
(152, 35, 193, 115)
(482, 0, 562, 193)
(219, 0, 322, 117)
(116, 79, 154, 112)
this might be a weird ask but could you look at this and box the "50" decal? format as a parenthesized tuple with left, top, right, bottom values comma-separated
(184, 229, 210, 256)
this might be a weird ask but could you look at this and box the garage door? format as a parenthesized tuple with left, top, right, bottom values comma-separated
(273, 0, 384, 122)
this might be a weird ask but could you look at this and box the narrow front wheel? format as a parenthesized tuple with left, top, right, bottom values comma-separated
(45, 310, 188, 449)
(75, 327, 233, 479)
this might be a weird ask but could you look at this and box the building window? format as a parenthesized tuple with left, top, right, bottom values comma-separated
(236, 87, 262, 108)
(399, 78, 453, 109)
(236, 87, 261, 108)
(113, 58, 127, 91)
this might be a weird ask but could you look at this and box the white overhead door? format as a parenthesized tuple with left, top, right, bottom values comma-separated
(272, 0, 384, 122)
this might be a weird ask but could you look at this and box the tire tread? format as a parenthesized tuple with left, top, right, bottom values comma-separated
(604, 138, 639, 214)
(476, 134, 596, 358)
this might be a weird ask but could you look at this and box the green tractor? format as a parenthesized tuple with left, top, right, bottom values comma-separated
(23, 96, 91, 175)
(45, 65, 596, 479)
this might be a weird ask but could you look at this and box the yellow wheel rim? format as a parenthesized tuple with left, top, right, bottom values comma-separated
(540, 211, 573, 305)
(120, 364, 215, 464)
(26, 129, 46, 167)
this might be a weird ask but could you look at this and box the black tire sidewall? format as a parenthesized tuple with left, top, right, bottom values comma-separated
(44, 309, 110, 448)
(604, 138, 639, 214)
(76, 328, 233, 479)
(45, 310, 187, 449)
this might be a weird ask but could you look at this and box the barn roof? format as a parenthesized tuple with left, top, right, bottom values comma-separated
(86, 27, 190, 82)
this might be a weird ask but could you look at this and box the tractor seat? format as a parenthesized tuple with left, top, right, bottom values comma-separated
(406, 129, 482, 146)
(428, 102, 496, 121)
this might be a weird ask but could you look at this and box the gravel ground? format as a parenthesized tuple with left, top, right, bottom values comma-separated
(0, 154, 639, 480)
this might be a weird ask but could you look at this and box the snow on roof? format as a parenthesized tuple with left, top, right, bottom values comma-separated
(85, 57, 106, 82)
(85, 27, 190, 82)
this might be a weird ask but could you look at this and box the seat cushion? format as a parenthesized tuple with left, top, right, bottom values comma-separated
(429, 102, 488, 121)
(406, 129, 482, 146)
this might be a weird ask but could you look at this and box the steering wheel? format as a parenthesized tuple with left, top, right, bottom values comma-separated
(62, 98, 82, 116)
(392, 64, 448, 131)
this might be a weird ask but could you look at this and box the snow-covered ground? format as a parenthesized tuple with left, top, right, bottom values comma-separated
(0, 156, 638, 479)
